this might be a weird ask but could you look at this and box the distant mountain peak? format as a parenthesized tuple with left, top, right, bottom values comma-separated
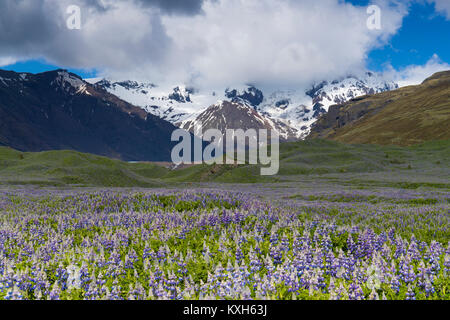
(225, 85, 264, 108)
(169, 86, 193, 103)
(180, 100, 299, 141)
(305, 73, 398, 109)
(50, 70, 86, 93)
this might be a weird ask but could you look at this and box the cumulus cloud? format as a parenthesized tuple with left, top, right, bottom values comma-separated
(159, 0, 408, 89)
(427, 0, 450, 19)
(0, 57, 18, 67)
(383, 54, 450, 86)
(0, 0, 446, 89)
(0, 0, 173, 76)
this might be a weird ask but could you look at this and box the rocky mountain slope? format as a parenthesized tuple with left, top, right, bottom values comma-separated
(307, 71, 450, 145)
(179, 101, 298, 142)
(0, 69, 181, 161)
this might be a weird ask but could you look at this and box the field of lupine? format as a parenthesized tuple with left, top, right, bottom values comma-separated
(0, 187, 449, 300)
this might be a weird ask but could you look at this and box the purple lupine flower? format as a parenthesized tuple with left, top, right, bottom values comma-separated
(348, 282, 364, 300)
(405, 285, 416, 300)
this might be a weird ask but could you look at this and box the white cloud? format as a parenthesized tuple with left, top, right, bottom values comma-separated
(0, 0, 173, 79)
(0, 57, 18, 67)
(427, 0, 450, 19)
(383, 54, 450, 86)
(2, 0, 448, 89)
(159, 0, 408, 89)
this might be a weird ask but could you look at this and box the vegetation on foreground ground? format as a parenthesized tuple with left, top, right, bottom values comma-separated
(0, 189, 448, 300)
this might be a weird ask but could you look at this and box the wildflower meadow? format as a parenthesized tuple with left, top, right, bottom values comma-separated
(0, 187, 448, 300)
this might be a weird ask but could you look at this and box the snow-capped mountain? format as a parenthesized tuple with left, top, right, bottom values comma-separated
(89, 72, 398, 140)
(180, 101, 299, 142)
(90, 79, 218, 124)
(257, 72, 399, 138)
(306, 72, 399, 109)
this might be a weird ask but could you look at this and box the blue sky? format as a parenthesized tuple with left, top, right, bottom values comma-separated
(363, 1, 450, 71)
(1, 0, 449, 84)
(2, 59, 99, 79)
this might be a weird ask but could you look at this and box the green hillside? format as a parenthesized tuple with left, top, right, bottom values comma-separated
(0, 148, 170, 187)
(1, 139, 449, 187)
(308, 70, 450, 145)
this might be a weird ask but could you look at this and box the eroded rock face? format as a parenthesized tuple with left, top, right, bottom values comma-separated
(225, 86, 264, 108)
(169, 86, 193, 103)
(308, 99, 384, 139)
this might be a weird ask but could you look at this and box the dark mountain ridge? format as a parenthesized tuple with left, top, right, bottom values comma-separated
(0, 69, 181, 161)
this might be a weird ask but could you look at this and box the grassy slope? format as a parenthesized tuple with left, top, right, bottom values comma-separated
(309, 70, 450, 145)
(1, 139, 448, 187)
(0, 148, 170, 187)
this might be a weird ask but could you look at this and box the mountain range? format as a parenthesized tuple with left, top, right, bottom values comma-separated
(91, 72, 398, 140)
(0, 69, 180, 161)
(1, 68, 447, 163)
